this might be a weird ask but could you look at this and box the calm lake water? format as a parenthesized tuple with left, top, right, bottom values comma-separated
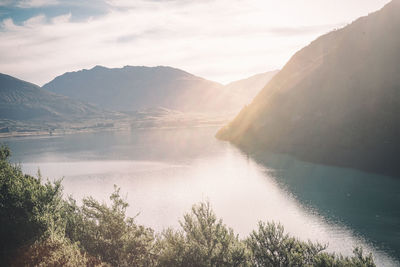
(3, 126, 400, 266)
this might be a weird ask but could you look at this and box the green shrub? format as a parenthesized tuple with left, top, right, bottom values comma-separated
(246, 221, 376, 267)
(155, 202, 249, 267)
(246, 221, 326, 266)
(65, 186, 155, 267)
(0, 146, 65, 265)
(10, 233, 106, 267)
(314, 247, 375, 267)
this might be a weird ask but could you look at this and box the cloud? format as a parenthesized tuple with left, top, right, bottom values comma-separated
(0, 0, 110, 24)
(0, 0, 392, 85)
(0, 0, 14, 6)
(17, 0, 60, 8)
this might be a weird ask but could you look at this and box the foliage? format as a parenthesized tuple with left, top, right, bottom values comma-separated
(246, 221, 326, 266)
(314, 247, 376, 267)
(10, 233, 106, 267)
(0, 145, 64, 265)
(247, 222, 376, 267)
(65, 186, 155, 267)
(155, 202, 249, 267)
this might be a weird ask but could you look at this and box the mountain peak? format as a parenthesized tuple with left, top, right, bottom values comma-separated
(42, 65, 224, 113)
(91, 65, 108, 70)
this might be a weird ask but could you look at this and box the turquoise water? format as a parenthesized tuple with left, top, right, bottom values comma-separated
(3, 127, 399, 266)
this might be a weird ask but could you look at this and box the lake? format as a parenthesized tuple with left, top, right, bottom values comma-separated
(3, 126, 399, 266)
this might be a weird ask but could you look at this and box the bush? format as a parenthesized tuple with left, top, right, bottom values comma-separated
(155, 202, 249, 267)
(246, 221, 376, 267)
(314, 247, 375, 267)
(10, 233, 104, 267)
(0, 146, 65, 265)
(65, 186, 155, 267)
(246, 221, 326, 266)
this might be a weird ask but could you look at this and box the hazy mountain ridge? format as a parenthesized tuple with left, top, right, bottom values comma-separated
(42, 66, 277, 114)
(217, 0, 400, 177)
(0, 66, 277, 137)
(223, 70, 279, 107)
(43, 65, 225, 113)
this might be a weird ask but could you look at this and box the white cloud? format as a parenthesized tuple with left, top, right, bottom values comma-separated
(0, 0, 392, 85)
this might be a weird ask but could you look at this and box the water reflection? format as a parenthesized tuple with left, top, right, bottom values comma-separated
(248, 151, 400, 261)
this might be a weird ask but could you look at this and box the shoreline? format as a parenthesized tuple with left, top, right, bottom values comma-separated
(0, 122, 226, 140)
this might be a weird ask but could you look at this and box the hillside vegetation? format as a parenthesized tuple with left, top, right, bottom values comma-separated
(217, 0, 400, 177)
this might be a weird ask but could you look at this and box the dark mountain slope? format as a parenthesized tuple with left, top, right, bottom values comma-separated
(0, 73, 113, 122)
(217, 0, 400, 177)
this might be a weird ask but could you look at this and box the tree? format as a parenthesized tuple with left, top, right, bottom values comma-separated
(10, 233, 102, 267)
(314, 247, 375, 267)
(155, 202, 249, 267)
(0, 146, 64, 265)
(246, 221, 376, 267)
(65, 186, 155, 267)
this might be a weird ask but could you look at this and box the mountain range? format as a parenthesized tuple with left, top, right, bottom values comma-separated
(217, 0, 400, 178)
(0, 66, 277, 135)
(42, 66, 277, 114)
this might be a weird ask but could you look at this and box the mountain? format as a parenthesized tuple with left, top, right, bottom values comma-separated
(0, 73, 115, 122)
(42, 66, 277, 115)
(0, 68, 277, 135)
(217, 0, 400, 177)
(43, 66, 225, 113)
(223, 70, 278, 105)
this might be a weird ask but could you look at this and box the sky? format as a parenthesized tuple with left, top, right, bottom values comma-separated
(0, 0, 392, 85)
